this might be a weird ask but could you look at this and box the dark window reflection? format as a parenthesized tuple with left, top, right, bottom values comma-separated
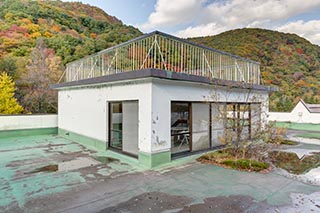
(171, 102, 190, 153)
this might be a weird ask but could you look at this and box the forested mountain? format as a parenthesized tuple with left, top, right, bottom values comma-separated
(190, 28, 320, 112)
(0, 0, 142, 113)
(0, 1, 319, 113)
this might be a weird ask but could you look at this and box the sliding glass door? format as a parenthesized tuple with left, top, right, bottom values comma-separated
(122, 101, 139, 155)
(109, 101, 139, 156)
(192, 103, 210, 151)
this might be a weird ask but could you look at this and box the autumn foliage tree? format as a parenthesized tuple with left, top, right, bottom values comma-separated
(0, 72, 24, 114)
(0, 0, 141, 114)
(190, 28, 320, 111)
(21, 39, 63, 113)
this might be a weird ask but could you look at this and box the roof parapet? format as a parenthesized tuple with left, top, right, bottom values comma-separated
(64, 31, 261, 85)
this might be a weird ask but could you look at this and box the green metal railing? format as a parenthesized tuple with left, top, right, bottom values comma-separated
(64, 31, 261, 84)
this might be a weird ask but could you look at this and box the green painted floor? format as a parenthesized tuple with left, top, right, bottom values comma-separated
(276, 122, 320, 132)
(296, 132, 320, 139)
(1, 134, 320, 212)
(0, 135, 143, 211)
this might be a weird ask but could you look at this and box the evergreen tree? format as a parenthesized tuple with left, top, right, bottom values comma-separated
(0, 72, 24, 114)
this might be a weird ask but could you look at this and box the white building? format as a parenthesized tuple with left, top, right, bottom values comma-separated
(53, 31, 275, 167)
(268, 99, 320, 124)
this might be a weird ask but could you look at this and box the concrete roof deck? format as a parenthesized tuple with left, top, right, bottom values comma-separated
(1, 133, 320, 212)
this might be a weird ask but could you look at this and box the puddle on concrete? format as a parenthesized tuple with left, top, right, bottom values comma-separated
(59, 157, 100, 171)
(288, 136, 320, 145)
(25, 157, 101, 174)
(94, 156, 119, 164)
(269, 151, 320, 175)
(27, 165, 58, 174)
(284, 148, 320, 159)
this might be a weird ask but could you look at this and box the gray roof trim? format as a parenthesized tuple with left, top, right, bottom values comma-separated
(51, 69, 277, 92)
(300, 99, 320, 113)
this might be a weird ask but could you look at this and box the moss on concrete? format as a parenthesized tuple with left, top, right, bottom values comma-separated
(222, 159, 269, 172)
(280, 140, 298, 145)
(198, 149, 270, 172)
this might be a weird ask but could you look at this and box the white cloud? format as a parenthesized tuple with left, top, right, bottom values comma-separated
(140, 0, 320, 45)
(204, 0, 320, 26)
(139, 0, 204, 31)
(176, 23, 227, 38)
(276, 20, 320, 45)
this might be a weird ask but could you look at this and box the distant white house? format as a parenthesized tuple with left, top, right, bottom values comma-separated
(268, 99, 320, 124)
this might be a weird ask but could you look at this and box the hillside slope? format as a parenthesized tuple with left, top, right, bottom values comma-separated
(1, 1, 319, 113)
(0, 0, 142, 65)
(190, 28, 320, 112)
(0, 0, 142, 113)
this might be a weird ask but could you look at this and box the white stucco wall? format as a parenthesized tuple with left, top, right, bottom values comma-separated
(58, 78, 269, 154)
(58, 79, 153, 153)
(0, 114, 58, 131)
(268, 101, 320, 124)
(150, 79, 269, 154)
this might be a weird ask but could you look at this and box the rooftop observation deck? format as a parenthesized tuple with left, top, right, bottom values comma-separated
(63, 31, 261, 85)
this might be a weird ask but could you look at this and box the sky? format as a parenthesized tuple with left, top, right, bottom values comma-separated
(64, 0, 320, 45)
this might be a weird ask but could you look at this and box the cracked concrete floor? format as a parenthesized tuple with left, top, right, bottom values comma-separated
(0, 134, 320, 213)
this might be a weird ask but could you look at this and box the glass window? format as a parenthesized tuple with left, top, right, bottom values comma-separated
(211, 103, 226, 147)
(224, 103, 254, 142)
(122, 101, 139, 156)
(171, 102, 190, 154)
(251, 103, 261, 137)
(192, 103, 210, 151)
(110, 102, 122, 149)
